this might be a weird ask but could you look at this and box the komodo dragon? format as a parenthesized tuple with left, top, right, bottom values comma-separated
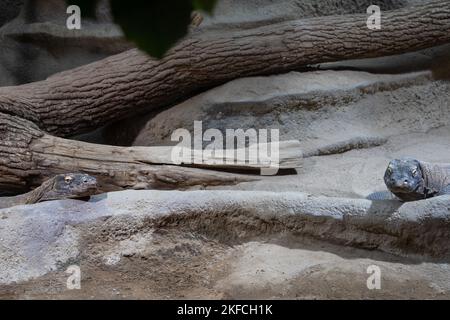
(0, 173, 98, 209)
(368, 158, 450, 202)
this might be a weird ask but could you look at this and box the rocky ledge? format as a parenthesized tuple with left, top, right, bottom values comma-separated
(1, 190, 449, 289)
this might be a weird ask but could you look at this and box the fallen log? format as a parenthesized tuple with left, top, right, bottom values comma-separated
(0, 0, 449, 136)
(0, 112, 302, 192)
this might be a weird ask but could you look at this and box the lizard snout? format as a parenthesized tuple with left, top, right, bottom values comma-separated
(395, 179, 410, 188)
(390, 177, 416, 193)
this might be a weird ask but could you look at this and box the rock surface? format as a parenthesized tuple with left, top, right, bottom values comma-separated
(200, 0, 408, 30)
(0, 0, 131, 86)
(1, 190, 450, 298)
(0, 0, 23, 27)
(131, 70, 439, 147)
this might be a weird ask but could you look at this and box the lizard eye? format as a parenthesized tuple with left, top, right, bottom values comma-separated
(64, 176, 73, 184)
(411, 168, 417, 176)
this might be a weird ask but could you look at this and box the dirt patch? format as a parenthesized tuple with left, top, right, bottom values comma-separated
(0, 229, 232, 299)
(2, 231, 449, 299)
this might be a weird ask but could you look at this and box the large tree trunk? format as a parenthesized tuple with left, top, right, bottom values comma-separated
(0, 112, 303, 192)
(0, 0, 449, 137)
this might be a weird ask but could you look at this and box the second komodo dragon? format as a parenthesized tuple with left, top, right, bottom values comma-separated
(369, 158, 450, 202)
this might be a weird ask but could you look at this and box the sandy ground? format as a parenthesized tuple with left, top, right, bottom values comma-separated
(1, 233, 449, 300)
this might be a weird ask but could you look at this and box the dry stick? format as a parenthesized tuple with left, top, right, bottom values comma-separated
(0, 0, 449, 137)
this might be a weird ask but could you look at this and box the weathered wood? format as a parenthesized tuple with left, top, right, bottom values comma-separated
(0, 112, 303, 192)
(0, 0, 449, 137)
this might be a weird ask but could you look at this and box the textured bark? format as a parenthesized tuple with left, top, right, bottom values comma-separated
(0, 0, 449, 137)
(0, 112, 306, 192)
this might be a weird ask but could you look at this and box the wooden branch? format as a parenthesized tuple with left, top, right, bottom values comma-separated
(0, 112, 302, 192)
(0, 0, 449, 136)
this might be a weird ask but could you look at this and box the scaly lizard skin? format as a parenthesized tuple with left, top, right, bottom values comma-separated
(0, 173, 98, 209)
(369, 158, 450, 202)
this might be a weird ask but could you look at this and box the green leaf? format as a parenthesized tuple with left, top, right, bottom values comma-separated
(67, 0, 99, 18)
(70, 0, 218, 59)
(192, 0, 217, 13)
(110, 0, 195, 59)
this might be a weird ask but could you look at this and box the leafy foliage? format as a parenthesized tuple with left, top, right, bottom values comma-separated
(193, 0, 217, 13)
(67, 0, 217, 59)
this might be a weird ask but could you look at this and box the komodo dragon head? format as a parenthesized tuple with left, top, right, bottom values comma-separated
(43, 173, 98, 201)
(384, 158, 426, 201)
